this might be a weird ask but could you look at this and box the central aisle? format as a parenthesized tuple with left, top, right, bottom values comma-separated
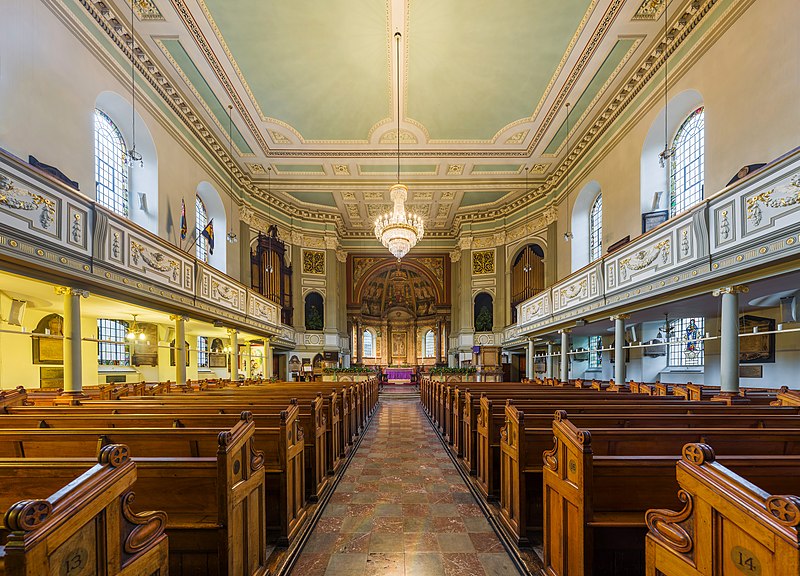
(290, 397, 520, 576)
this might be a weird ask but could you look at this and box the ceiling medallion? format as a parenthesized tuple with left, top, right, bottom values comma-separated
(374, 33, 424, 261)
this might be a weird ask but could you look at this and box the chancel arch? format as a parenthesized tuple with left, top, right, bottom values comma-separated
(348, 255, 450, 366)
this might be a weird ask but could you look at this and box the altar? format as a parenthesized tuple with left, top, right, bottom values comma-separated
(385, 367, 414, 381)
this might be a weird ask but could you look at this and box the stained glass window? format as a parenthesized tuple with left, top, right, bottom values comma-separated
(94, 110, 129, 216)
(196, 195, 209, 262)
(589, 194, 603, 261)
(363, 330, 374, 358)
(670, 107, 705, 217)
(424, 330, 435, 358)
(668, 317, 705, 367)
(588, 335, 602, 369)
(97, 319, 129, 365)
(197, 336, 209, 368)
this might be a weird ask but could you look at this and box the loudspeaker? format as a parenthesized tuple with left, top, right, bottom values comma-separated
(7, 299, 26, 326)
(138, 193, 148, 212)
(160, 326, 175, 342)
(780, 296, 798, 323)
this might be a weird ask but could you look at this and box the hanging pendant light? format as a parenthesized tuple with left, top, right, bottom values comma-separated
(563, 102, 574, 241)
(265, 166, 274, 274)
(125, 0, 143, 168)
(126, 314, 146, 341)
(374, 32, 424, 261)
(658, 0, 675, 167)
(226, 105, 238, 244)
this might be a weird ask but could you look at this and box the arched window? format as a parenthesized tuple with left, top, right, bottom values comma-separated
(195, 195, 209, 262)
(589, 194, 602, 261)
(424, 330, 435, 358)
(670, 107, 704, 216)
(94, 109, 128, 216)
(363, 329, 375, 358)
(305, 292, 324, 331)
(474, 293, 494, 333)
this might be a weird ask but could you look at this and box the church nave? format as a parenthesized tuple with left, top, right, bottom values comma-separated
(290, 395, 521, 576)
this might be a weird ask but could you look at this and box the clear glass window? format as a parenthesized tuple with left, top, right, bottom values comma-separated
(670, 108, 705, 216)
(97, 319, 130, 365)
(589, 194, 602, 261)
(94, 110, 129, 216)
(196, 195, 209, 262)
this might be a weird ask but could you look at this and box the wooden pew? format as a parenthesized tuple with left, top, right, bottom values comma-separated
(646, 443, 800, 576)
(540, 414, 800, 576)
(0, 444, 169, 576)
(0, 408, 303, 548)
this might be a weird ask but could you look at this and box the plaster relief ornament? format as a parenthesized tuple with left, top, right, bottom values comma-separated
(0, 176, 56, 229)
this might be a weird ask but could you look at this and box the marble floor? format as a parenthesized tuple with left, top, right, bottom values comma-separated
(290, 397, 521, 576)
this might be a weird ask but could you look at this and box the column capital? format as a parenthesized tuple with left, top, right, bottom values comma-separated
(713, 285, 749, 297)
(610, 313, 631, 321)
(226, 327, 239, 336)
(169, 314, 190, 322)
(558, 328, 571, 335)
(55, 287, 89, 298)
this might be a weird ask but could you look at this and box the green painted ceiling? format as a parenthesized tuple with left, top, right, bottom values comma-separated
(359, 164, 438, 174)
(285, 192, 338, 207)
(460, 191, 510, 206)
(202, 0, 389, 141)
(408, 0, 592, 141)
(545, 38, 637, 154)
(160, 39, 253, 154)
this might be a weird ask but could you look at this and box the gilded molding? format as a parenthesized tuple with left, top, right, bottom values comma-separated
(0, 175, 56, 229)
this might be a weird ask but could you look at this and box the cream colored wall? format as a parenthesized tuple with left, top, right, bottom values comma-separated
(0, 1, 241, 279)
(555, 0, 800, 279)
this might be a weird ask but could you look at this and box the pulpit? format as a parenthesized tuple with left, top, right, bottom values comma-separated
(475, 346, 504, 382)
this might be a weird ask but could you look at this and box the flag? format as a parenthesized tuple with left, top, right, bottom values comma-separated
(201, 219, 215, 255)
(180, 198, 187, 240)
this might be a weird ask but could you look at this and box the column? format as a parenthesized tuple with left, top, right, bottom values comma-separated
(228, 328, 239, 382)
(265, 338, 274, 379)
(173, 315, 188, 385)
(245, 341, 253, 380)
(714, 285, 749, 395)
(611, 314, 630, 389)
(560, 329, 570, 384)
(546, 342, 554, 379)
(526, 339, 535, 380)
(435, 319, 442, 364)
(56, 287, 89, 402)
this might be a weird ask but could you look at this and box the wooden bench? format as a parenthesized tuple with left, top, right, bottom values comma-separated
(541, 414, 800, 576)
(646, 443, 800, 576)
(0, 444, 168, 576)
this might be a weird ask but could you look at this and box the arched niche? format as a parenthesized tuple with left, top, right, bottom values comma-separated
(510, 244, 545, 323)
(570, 180, 602, 272)
(195, 181, 228, 273)
(305, 292, 324, 331)
(95, 91, 158, 234)
(474, 292, 494, 333)
(641, 89, 704, 216)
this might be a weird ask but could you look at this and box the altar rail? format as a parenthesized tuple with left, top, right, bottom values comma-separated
(513, 147, 800, 339)
(0, 148, 294, 346)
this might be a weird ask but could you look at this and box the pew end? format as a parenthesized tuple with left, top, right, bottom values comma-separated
(0, 444, 168, 576)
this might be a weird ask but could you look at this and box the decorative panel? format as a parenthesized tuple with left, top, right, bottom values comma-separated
(302, 249, 325, 275)
(518, 290, 551, 327)
(197, 263, 247, 314)
(472, 249, 495, 275)
(247, 290, 279, 326)
(551, 263, 603, 314)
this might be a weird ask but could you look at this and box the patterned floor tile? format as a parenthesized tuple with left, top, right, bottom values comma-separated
(289, 397, 520, 575)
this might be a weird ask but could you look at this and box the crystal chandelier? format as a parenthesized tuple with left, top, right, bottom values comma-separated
(374, 32, 424, 260)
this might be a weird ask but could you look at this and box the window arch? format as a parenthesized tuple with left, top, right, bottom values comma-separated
(195, 195, 209, 262)
(670, 107, 705, 216)
(474, 293, 494, 333)
(363, 329, 375, 358)
(424, 330, 435, 358)
(589, 194, 602, 261)
(570, 180, 601, 272)
(305, 292, 324, 331)
(94, 109, 128, 216)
